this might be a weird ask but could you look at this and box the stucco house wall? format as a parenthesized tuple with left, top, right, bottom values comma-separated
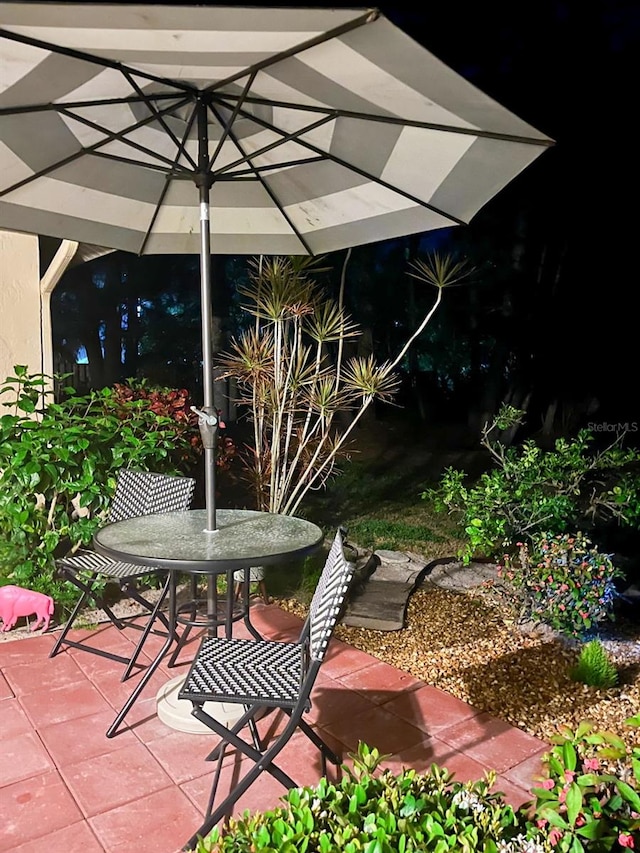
(0, 230, 78, 390)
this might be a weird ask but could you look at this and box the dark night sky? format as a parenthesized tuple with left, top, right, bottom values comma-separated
(59, 1, 639, 424)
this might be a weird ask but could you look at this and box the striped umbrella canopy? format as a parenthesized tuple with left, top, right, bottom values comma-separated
(0, 3, 553, 529)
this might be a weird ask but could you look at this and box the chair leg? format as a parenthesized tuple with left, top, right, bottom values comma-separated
(184, 703, 300, 851)
(49, 586, 90, 658)
(120, 574, 172, 680)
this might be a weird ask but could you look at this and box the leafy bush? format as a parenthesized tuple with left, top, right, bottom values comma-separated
(527, 717, 640, 851)
(570, 641, 618, 689)
(0, 367, 203, 611)
(426, 405, 640, 564)
(497, 532, 622, 639)
(190, 721, 640, 853)
(194, 742, 522, 853)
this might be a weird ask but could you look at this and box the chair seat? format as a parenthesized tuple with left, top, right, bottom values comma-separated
(58, 549, 154, 580)
(180, 636, 303, 707)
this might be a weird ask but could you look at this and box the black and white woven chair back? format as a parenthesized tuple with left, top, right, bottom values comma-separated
(308, 529, 354, 662)
(108, 470, 196, 523)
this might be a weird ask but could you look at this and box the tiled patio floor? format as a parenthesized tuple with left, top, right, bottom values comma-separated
(1, 603, 549, 853)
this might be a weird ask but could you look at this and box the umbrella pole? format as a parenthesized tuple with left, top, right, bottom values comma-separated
(197, 97, 217, 533)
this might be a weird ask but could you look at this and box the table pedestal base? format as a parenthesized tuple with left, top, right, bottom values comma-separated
(156, 674, 245, 734)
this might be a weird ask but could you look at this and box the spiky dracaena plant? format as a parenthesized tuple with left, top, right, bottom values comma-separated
(217, 253, 469, 515)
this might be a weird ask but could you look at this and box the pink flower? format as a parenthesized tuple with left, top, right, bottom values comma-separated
(558, 604, 566, 611)
(583, 758, 600, 771)
(579, 611, 588, 619)
(619, 833, 635, 848)
(564, 770, 576, 783)
(549, 827, 563, 846)
(540, 778, 555, 790)
(559, 583, 569, 592)
(536, 818, 548, 828)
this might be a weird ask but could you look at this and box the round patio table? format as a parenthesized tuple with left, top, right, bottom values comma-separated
(94, 508, 324, 737)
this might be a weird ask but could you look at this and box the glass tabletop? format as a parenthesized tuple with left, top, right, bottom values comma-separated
(94, 508, 324, 573)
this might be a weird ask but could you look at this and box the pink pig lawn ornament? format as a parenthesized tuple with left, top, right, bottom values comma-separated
(0, 585, 54, 632)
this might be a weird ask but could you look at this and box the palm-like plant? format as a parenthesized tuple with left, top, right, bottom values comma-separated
(217, 253, 468, 515)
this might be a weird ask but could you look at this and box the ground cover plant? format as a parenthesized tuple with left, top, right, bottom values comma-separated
(191, 719, 640, 852)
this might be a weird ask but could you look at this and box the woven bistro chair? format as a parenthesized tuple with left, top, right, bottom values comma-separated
(50, 469, 196, 679)
(178, 528, 354, 850)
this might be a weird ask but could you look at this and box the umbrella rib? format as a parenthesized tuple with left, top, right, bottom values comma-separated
(0, 27, 198, 95)
(207, 71, 258, 173)
(215, 155, 326, 179)
(201, 9, 378, 96)
(208, 102, 314, 254)
(0, 96, 191, 200)
(139, 101, 200, 256)
(57, 106, 192, 173)
(123, 71, 198, 171)
(0, 93, 184, 118)
(210, 113, 336, 179)
(214, 101, 468, 226)
(218, 93, 553, 149)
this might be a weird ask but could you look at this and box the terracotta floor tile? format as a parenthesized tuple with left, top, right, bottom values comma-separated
(437, 713, 547, 773)
(336, 660, 423, 703)
(0, 605, 551, 853)
(304, 677, 378, 725)
(89, 785, 203, 853)
(324, 702, 426, 755)
(60, 741, 172, 817)
(19, 679, 113, 729)
(38, 708, 139, 768)
(0, 633, 55, 666)
(501, 746, 549, 790)
(3, 652, 86, 696)
(383, 683, 481, 733)
(1, 698, 32, 737)
(93, 663, 176, 711)
(247, 604, 304, 640)
(321, 639, 378, 678)
(1, 730, 54, 786)
(10, 820, 105, 853)
(0, 671, 14, 699)
(181, 754, 285, 830)
(1, 771, 83, 852)
(378, 734, 490, 782)
(493, 775, 534, 809)
(145, 727, 223, 784)
(271, 728, 346, 789)
(125, 696, 176, 743)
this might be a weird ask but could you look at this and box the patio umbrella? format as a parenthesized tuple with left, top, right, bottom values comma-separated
(0, 3, 553, 531)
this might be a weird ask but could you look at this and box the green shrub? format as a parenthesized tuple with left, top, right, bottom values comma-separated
(189, 720, 640, 852)
(426, 405, 640, 564)
(527, 717, 640, 851)
(0, 367, 203, 612)
(194, 742, 522, 853)
(570, 640, 618, 688)
(497, 532, 623, 640)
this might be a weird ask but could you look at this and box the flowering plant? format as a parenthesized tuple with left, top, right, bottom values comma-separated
(497, 532, 622, 639)
(112, 380, 236, 472)
(526, 716, 640, 851)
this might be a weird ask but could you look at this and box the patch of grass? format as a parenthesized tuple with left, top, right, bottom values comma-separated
(346, 518, 443, 553)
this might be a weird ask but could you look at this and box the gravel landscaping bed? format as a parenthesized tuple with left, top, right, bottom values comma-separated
(279, 581, 640, 748)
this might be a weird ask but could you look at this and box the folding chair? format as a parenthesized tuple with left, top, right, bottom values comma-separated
(50, 470, 196, 679)
(178, 528, 354, 851)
